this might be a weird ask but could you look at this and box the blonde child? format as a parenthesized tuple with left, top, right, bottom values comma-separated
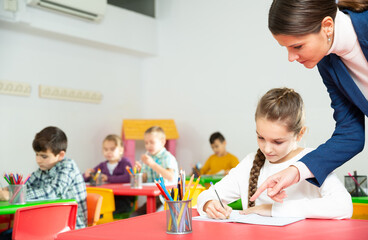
(200, 132, 239, 175)
(136, 126, 178, 185)
(197, 88, 353, 220)
(83, 134, 135, 216)
(132, 126, 178, 216)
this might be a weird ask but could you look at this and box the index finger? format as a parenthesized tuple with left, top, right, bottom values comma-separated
(249, 180, 269, 202)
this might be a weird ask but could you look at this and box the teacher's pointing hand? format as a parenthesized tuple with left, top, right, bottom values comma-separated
(250, 166, 300, 202)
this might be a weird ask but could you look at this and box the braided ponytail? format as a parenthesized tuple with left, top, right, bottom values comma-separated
(248, 149, 266, 208)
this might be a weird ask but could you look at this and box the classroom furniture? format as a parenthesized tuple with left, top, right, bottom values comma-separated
(86, 193, 103, 226)
(122, 119, 179, 165)
(228, 199, 243, 210)
(186, 181, 242, 209)
(189, 185, 205, 207)
(0, 199, 77, 215)
(352, 196, 368, 204)
(352, 196, 368, 220)
(12, 202, 77, 240)
(0, 215, 12, 233)
(187, 175, 224, 189)
(89, 183, 174, 214)
(164, 185, 205, 210)
(55, 209, 368, 240)
(86, 188, 115, 224)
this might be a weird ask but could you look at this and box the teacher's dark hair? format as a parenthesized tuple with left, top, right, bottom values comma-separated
(268, 0, 368, 35)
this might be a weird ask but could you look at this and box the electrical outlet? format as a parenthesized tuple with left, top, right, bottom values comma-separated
(0, 80, 31, 97)
(4, 0, 18, 12)
(39, 85, 102, 104)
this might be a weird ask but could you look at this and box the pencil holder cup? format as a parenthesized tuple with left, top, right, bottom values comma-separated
(345, 175, 367, 197)
(89, 172, 102, 186)
(165, 199, 192, 234)
(8, 184, 27, 205)
(130, 173, 143, 189)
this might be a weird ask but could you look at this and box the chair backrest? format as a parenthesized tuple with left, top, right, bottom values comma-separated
(0, 215, 13, 233)
(87, 193, 103, 226)
(12, 203, 77, 240)
(86, 187, 115, 224)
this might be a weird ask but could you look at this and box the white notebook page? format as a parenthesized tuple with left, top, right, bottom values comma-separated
(193, 210, 305, 226)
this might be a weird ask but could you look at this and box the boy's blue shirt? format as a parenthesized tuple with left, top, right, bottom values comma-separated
(26, 157, 87, 229)
(301, 9, 368, 187)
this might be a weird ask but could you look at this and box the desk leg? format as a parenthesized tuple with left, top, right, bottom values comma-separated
(146, 196, 156, 214)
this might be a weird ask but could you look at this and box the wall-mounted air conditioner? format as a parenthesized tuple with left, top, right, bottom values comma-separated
(27, 0, 107, 21)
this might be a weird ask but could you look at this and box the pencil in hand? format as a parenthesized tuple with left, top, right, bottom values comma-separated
(210, 182, 229, 219)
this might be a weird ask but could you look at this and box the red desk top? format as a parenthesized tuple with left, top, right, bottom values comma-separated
(56, 210, 368, 240)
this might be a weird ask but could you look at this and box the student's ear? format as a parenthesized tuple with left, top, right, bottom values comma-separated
(119, 146, 124, 156)
(296, 127, 307, 141)
(57, 151, 66, 161)
(161, 138, 166, 147)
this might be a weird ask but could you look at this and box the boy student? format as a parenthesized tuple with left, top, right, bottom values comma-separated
(137, 126, 178, 185)
(200, 132, 239, 175)
(0, 126, 88, 230)
(133, 126, 179, 216)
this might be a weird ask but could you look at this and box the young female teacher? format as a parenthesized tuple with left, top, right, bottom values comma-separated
(251, 0, 368, 203)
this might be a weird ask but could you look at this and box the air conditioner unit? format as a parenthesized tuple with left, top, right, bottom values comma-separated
(27, 0, 107, 21)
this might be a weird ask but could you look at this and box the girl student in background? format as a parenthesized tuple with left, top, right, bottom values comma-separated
(83, 134, 135, 217)
(197, 88, 352, 219)
(251, 0, 368, 204)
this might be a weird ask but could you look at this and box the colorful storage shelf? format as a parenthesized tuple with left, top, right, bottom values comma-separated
(122, 119, 179, 165)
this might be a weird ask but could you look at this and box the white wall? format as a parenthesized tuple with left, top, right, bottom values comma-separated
(140, 0, 368, 183)
(0, 4, 151, 186)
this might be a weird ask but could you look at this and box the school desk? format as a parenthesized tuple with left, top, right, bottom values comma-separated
(0, 199, 76, 215)
(88, 183, 174, 214)
(351, 196, 368, 220)
(352, 196, 368, 204)
(186, 175, 223, 189)
(55, 210, 368, 240)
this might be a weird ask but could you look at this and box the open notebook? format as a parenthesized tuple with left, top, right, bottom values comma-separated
(193, 210, 305, 226)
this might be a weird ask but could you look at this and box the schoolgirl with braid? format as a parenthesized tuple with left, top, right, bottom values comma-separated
(197, 88, 353, 220)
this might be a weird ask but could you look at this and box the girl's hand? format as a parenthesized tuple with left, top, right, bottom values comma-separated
(101, 174, 108, 182)
(141, 154, 154, 167)
(203, 200, 232, 219)
(240, 204, 272, 217)
(84, 168, 95, 178)
(0, 189, 9, 201)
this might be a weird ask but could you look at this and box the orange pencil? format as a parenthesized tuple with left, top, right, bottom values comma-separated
(126, 166, 133, 175)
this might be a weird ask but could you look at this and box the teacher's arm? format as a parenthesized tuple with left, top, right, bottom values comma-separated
(301, 61, 365, 186)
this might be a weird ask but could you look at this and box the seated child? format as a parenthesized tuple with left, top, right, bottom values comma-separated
(197, 88, 353, 220)
(132, 126, 179, 216)
(83, 134, 135, 216)
(0, 126, 87, 230)
(200, 132, 239, 175)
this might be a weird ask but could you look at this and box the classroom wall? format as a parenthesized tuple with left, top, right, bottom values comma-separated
(1, 0, 367, 189)
(0, 4, 150, 186)
(139, 0, 368, 182)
